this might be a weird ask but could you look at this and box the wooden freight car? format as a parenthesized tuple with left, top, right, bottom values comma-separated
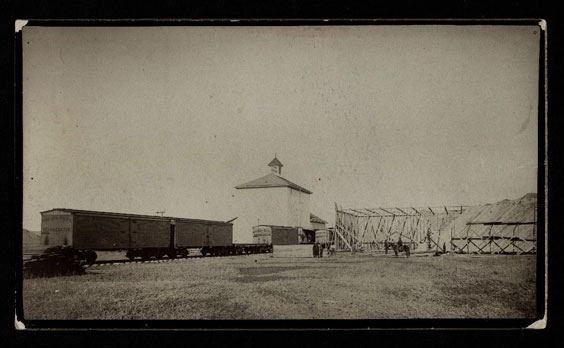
(252, 225, 303, 245)
(38, 209, 270, 262)
(24, 209, 272, 276)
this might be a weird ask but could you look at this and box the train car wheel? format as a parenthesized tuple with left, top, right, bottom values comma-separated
(141, 250, 150, 260)
(85, 250, 97, 265)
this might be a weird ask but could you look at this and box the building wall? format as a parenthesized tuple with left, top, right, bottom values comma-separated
(233, 187, 290, 243)
(287, 188, 311, 229)
(233, 187, 311, 243)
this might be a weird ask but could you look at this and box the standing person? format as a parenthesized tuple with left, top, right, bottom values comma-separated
(384, 240, 389, 254)
(313, 242, 318, 258)
(319, 243, 324, 258)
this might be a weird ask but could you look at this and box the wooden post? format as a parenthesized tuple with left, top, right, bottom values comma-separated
(513, 225, 516, 254)
(436, 225, 441, 253)
(387, 215, 396, 241)
(466, 225, 470, 254)
(450, 225, 453, 253)
(486, 225, 490, 254)
(334, 222, 353, 251)
(334, 203, 338, 250)
(374, 217, 383, 248)
(399, 215, 408, 238)
(360, 216, 370, 243)
(453, 217, 455, 252)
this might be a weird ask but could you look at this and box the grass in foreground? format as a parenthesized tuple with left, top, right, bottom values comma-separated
(22, 251, 536, 320)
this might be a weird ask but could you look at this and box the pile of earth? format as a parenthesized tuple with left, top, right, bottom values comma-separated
(23, 229, 41, 245)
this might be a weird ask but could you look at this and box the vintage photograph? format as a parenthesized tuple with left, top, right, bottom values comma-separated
(20, 24, 541, 322)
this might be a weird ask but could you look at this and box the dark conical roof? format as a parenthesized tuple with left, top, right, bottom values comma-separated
(235, 173, 311, 194)
(268, 156, 283, 167)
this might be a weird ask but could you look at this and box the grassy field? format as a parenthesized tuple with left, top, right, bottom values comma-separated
(22, 247, 536, 320)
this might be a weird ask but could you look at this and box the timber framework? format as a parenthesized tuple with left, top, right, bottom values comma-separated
(334, 203, 464, 253)
(333, 198, 537, 255)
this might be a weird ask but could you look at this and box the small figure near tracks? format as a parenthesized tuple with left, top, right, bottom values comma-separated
(391, 237, 410, 257)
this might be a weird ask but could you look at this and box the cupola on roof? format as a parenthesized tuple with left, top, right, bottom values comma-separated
(268, 156, 284, 168)
(235, 156, 312, 194)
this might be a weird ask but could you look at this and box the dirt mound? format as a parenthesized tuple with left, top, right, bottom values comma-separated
(23, 229, 41, 245)
(518, 193, 537, 204)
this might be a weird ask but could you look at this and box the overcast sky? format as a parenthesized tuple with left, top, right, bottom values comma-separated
(22, 25, 540, 231)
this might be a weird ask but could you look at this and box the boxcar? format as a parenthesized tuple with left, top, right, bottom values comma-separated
(252, 225, 300, 245)
(41, 209, 179, 250)
(175, 219, 232, 248)
(39, 209, 238, 259)
(35, 208, 271, 265)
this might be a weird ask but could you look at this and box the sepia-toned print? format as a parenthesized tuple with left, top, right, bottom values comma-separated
(20, 24, 542, 324)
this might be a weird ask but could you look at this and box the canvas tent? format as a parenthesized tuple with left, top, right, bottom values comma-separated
(448, 194, 537, 254)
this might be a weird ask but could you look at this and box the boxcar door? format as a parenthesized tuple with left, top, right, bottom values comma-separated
(73, 214, 130, 250)
(207, 224, 232, 246)
(175, 222, 207, 248)
(129, 218, 170, 248)
(169, 220, 177, 249)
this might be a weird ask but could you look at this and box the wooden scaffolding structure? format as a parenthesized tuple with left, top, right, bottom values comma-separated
(450, 221, 537, 254)
(333, 203, 465, 252)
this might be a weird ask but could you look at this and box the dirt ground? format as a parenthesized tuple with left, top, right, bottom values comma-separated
(21, 245, 537, 320)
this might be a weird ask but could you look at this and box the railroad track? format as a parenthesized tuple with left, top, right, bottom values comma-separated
(90, 252, 259, 267)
